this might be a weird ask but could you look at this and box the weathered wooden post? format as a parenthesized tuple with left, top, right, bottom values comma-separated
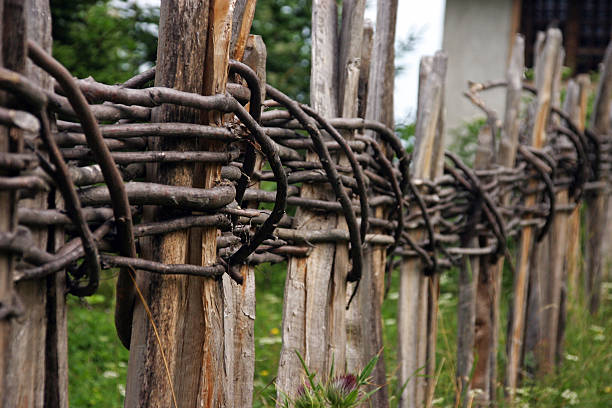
(505, 28, 561, 398)
(330, 0, 366, 374)
(456, 123, 492, 406)
(225, 32, 265, 408)
(276, 0, 340, 400)
(555, 75, 589, 364)
(585, 42, 612, 315)
(125, 1, 237, 406)
(564, 74, 589, 298)
(345, 20, 373, 376)
(531, 42, 565, 377)
(475, 35, 524, 403)
(3, 0, 69, 406)
(359, 1, 398, 405)
(398, 51, 447, 408)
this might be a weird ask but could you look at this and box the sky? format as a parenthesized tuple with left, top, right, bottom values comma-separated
(135, 0, 447, 122)
(364, 1, 446, 123)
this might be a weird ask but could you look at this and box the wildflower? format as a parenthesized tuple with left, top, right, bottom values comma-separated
(103, 370, 119, 379)
(594, 333, 605, 341)
(604, 386, 612, 393)
(117, 384, 126, 397)
(561, 389, 579, 405)
(384, 318, 397, 326)
(260, 370, 269, 377)
(565, 353, 579, 361)
(325, 374, 359, 407)
(589, 325, 604, 333)
(270, 327, 280, 335)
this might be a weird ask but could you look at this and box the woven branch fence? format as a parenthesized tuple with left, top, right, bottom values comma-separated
(1, 1, 611, 407)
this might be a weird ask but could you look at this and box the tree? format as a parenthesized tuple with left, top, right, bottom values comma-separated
(51, 0, 158, 84)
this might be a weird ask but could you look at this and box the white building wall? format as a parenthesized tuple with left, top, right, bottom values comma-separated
(442, 0, 515, 132)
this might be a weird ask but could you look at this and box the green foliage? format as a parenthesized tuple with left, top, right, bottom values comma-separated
(51, 0, 158, 85)
(396, 121, 416, 153)
(448, 117, 487, 166)
(251, 0, 312, 102)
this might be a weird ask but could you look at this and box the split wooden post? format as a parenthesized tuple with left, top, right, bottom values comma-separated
(224, 28, 265, 407)
(328, 0, 366, 373)
(125, 1, 236, 406)
(531, 43, 565, 376)
(361, 2, 398, 405)
(474, 35, 524, 403)
(398, 52, 447, 408)
(585, 41, 612, 315)
(456, 125, 493, 406)
(0, 0, 22, 404)
(556, 75, 589, 363)
(277, 0, 339, 400)
(2, 0, 69, 406)
(564, 75, 589, 298)
(345, 19, 373, 376)
(505, 28, 561, 398)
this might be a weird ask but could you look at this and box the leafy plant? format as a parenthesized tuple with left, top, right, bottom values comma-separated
(278, 352, 380, 408)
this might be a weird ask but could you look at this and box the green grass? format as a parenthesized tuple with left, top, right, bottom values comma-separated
(67, 272, 128, 407)
(67, 264, 612, 407)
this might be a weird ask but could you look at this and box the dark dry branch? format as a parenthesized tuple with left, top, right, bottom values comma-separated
(0, 106, 39, 132)
(229, 60, 263, 208)
(100, 255, 225, 278)
(300, 104, 370, 241)
(266, 84, 364, 283)
(120, 67, 156, 89)
(79, 182, 236, 211)
(133, 214, 231, 237)
(15, 220, 112, 283)
(57, 122, 239, 142)
(28, 41, 138, 315)
(60, 149, 239, 165)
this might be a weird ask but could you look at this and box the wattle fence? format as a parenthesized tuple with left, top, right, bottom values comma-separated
(1, 1, 611, 407)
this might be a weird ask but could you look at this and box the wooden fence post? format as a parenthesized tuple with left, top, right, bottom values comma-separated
(556, 75, 589, 363)
(125, 1, 236, 406)
(345, 19, 373, 377)
(456, 124, 493, 406)
(585, 42, 612, 315)
(225, 32, 265, 408)
(276, 0, 339, 400)
(2, 0, 69, 406)
(564, 74, 589, 298)
(398, 51, 447, 408)
(530, 43, 565, 377)
(505, 28, 561, 398)
(479, 35, 524, 403)
(326, 0, 366, 373)
(362, 2, 398, 405)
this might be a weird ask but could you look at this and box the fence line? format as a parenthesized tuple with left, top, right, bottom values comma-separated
(1, 1, 611, 406)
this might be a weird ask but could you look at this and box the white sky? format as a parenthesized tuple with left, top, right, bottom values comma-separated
(365, 1, 446, 123)
(135, 0, 446, 123)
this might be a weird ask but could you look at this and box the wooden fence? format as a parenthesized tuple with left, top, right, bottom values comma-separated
(0, 1, 611, 407)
